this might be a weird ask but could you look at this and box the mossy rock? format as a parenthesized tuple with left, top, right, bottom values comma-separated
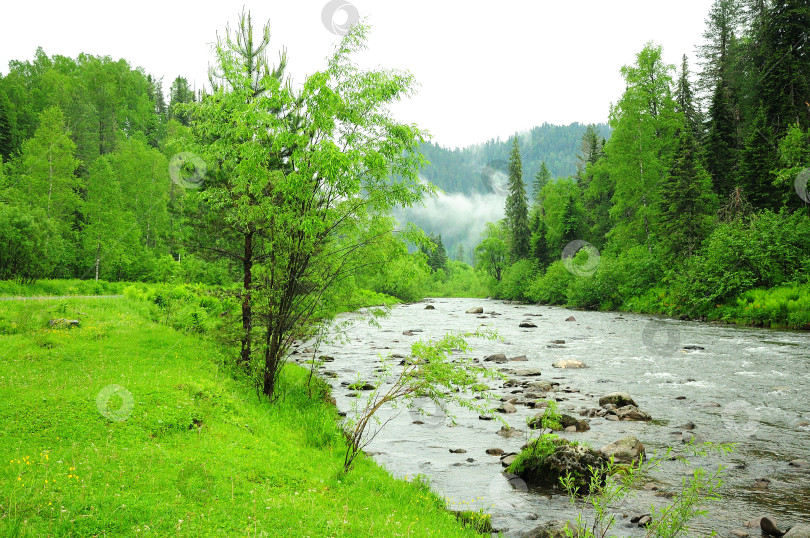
(507, 435, 607, 494)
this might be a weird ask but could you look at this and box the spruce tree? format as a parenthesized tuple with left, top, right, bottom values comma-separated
(758, 0, 810, 134)
(658, 128, 718, 262)
(532, 162, 551, 205)
(675, 55, 703, 141)
(705, 81, 739, 196)
(738, 106, 779, 209)
(505, 136, 530, 260)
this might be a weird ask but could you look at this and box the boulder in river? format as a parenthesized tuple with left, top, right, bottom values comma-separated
(789, 459, 810, 469)
(497, 402, 517, 414)
(486, 448, 504, 456)
(484, 353, 508, 363)
(424, 304, 435, 310)
(552, 360, 588, 369)
(565, 316, 576, 322)
(512, 368, 542, 377)
(506, 435, 607, 494)
(526, 380, 557, 392)
(601, 436, 645, 464)
(466, 307, 484, 314)
(614, 405, 652, 421)
(497, 426, 523, 438)
(522, 519, 577, 538)
(509, 355, 528, 362)
(785, 525, 810, 537)
(760, 516, 786, 536)
(599, 392, 638, 408)
(520, 321, 538, 328)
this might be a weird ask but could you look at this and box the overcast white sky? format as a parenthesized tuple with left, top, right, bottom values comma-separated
(0, 0, 714, 149)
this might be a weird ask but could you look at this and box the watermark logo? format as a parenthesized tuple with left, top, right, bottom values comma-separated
(177, 462, 211, 500)
(561, 240, 600, 277)
(96, 384, 134, 422)
(168, 152, 207, 189)
(488, 471, 529, 512)
(641, 321, 681, 357)
(321, 0, 360, 36)
(721, 400, 760, 437)
(795, 167, 810, 203)
(409, 396, 447, 428)
(481, 160, 510, 196)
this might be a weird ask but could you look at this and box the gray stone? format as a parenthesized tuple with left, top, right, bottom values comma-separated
(497, 426, 523, 438)
(599, 392, 638, 408)
(522, 520, 577, 538)
(498, 402, 517, 414)
(486, 448, 504, 456)
(424, 304, 435, 310)
(552, 359, 588, 369)
(513, 368, 542, 377)
(520, 321, 538, 328)
(484, 353, 508, 363)
(615, 405, 652, 421)
(449, 448, 467, 454)
(785, 525, 810, 538)
(565, 316, 576, 322)
(760, 516, 785, 536)
(789, 459, 810, 469)
(601, 436, 645, 464)
(49, 318, 80, 328)
(466, 307, 484, 314)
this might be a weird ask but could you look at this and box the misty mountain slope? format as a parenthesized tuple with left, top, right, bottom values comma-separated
(419, 122, 611, 195)
(397, 122, 611, 261)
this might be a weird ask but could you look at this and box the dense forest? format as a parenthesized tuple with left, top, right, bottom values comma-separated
(471, 0, 810, 329)
(418, 122, 611, 195)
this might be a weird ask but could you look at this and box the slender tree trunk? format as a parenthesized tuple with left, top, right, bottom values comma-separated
(240, 230, 254, 367)
(94, 239, 101, 281)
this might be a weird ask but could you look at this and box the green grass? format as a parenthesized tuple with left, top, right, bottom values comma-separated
(0, 279, 129, 297)
(0, 295, 482, 537)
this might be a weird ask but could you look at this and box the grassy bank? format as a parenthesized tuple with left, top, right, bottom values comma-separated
(0, 294, 480, 536)
(0, 279, 130, 297)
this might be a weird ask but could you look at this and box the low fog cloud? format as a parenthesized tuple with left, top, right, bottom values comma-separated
(394, 185, 505, 258)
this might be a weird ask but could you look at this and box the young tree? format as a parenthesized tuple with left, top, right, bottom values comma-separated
(658, 128, 718, 263)
(180, 14, 430, 398)
(474, 221, 508, 281)
(505, 136, 530, 259)
(675, 55, 703, 141)
(575, 124, 603, 190)
(605, 44, 679, 251)
(533, 161, 551, 205)
(19, 106, 81, 224)
(168, 76, 196, 126)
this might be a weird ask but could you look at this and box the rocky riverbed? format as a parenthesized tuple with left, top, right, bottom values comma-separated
(295, 298, 810, 537)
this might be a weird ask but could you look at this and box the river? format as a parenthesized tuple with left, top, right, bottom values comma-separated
(303, 298, 810, 536)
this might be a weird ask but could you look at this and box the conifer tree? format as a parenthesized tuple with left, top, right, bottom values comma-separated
(738, 106, 779, 209)
(675, 55, 703, 141)
(532, 162, 551, 205)
(658, 128, 718, 262)
(758, 0, 810, 134)
(705, 81, 739, 196)
(505, 136, 530, 259)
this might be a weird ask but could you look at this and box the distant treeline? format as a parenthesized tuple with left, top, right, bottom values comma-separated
(419, 122, 611, 195)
